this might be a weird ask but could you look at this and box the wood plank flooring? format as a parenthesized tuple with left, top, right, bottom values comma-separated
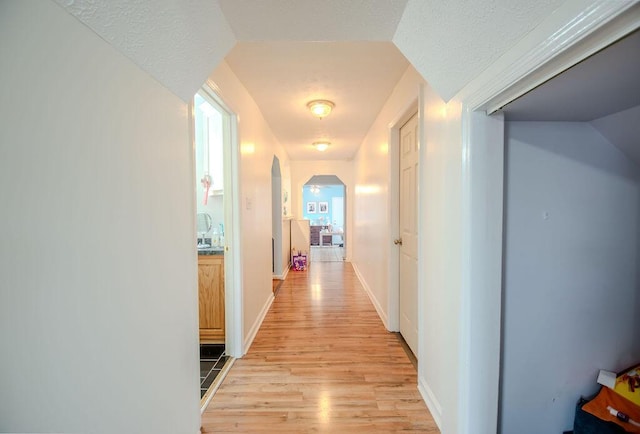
(202, 261, 439, 433)
(310, 245, 345, 262)
(272, 278, 283, 295)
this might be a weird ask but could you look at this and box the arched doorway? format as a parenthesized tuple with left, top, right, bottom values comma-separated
(303, 175, 346, 262)
(271, 156, 283, 274)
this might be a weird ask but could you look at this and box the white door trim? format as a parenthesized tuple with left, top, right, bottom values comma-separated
(201, 82, 244, 359)
(456, 3, 639, 433)
(387, 97, 419, 333)
(271, 156, 283, 278)
(458, 109, 505, 434)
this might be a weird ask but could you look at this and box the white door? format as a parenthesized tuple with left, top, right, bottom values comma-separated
(399, 112, 419, 357)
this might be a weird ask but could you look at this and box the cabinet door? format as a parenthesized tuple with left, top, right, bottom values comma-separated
(198, 255, 225, 342)
(310, 225, 320, 246)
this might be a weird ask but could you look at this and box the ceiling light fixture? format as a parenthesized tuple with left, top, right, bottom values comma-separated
(307, 100, 334, 119)
(312, 141, 331, 152)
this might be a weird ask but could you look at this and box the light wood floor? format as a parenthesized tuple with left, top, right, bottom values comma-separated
(202, 261, 439, 433)
(310, 245, 345, 262)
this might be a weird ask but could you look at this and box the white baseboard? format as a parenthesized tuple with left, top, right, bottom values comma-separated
(243, 292, 275, 353)
(418, 376, 443, 430)
(351, 262, 389, 330)
(272, 262, 290, 280)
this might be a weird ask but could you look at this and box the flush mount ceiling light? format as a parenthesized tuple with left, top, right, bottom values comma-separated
(307, 100, 334, 119)
(312, 141, 331, 152)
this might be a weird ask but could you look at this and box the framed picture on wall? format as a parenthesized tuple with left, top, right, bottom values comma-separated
(307, 202, 316, 214)
(319, 202, 328, 213)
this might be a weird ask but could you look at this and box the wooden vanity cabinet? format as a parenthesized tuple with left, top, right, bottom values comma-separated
(198, 255, 225, 342)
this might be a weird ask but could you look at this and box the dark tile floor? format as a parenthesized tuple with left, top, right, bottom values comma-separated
(200, 344, 229, 398)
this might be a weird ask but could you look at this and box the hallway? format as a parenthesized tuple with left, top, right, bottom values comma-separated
(202, 262, 439, 432)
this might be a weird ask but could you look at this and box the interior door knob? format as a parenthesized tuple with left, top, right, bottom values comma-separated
(394, 238, 403, 245)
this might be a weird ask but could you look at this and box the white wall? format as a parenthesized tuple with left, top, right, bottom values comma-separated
(351, 66, 423, 326)
(269, 156, 294, 278)
(280, 161, 293, 275)
(290, 160, 355, 260)
(590, 105, 640, 166)
(271, 157, 283, 275)
(351, 64, 466, 433)
(207, 61, 290, 350)
(281, 218, 292, 275)
(419, 89, 464, 434)
(501, 121, 640, 433)
(0, 2, 200, 433)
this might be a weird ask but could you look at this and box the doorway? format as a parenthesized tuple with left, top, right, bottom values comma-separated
(303, 175, 346, 262)
(386, 98, 419, 359)
(193, 85, 243, 408)
(398, 112, 419, 358)
(497, 29, 640, 434)
(271, 156, 282, 275)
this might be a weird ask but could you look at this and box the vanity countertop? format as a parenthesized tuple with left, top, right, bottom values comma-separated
(197, 238, 224, 255)
(198, 248, 224, 256)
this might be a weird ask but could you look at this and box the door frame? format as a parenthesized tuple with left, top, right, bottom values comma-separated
(456, 3, 639, 433)
(387, 97, 419, 333)
(199, 83, 244, 359)
(271, 156, 284, 277)
(302, 176, 347, 255)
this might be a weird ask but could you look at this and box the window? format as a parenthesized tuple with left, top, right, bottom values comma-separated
(195, 92, 224, 194)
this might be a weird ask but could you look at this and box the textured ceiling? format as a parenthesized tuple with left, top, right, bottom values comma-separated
(218, 0, 408, 41)
(54, 0, 572, 106)
(53, 0, 236, 102)
(394, 0, 566, 101)
(224, 42, 410, 160)
(54, 0, 591, 160)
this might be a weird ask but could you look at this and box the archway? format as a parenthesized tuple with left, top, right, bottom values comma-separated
(271, 156, 283, 275)
(303, 175, 346, 262)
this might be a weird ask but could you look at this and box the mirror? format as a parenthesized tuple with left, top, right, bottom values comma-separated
(197, 212, 212, 247)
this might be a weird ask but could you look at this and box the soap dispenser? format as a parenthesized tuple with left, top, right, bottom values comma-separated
(212, 228, 220, 247)
(218, 223, 225, 246)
